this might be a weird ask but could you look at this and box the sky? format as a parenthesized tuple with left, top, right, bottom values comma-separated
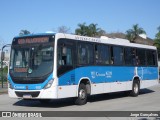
(0, 0, 160, 47)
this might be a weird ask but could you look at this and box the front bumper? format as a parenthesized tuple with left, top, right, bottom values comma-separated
(8, 85, 58, 99)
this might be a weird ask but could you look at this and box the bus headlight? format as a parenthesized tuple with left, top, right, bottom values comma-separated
(44, 79, 54, 89)
(8, 80, 13, 89)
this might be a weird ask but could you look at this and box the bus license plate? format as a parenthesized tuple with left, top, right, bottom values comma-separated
(23, 94, 32, 99)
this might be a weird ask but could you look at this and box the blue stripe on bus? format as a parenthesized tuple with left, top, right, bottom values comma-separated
(58, 66, 158, 86)
(8, 66, 158, 90)
(8, 73, 53, 90)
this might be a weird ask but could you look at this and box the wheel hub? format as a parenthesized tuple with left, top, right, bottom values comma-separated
(134, 83, 138, 94)
(79, 89, 86, 100)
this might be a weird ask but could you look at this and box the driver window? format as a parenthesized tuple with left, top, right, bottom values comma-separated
(58, 44, 73, 66)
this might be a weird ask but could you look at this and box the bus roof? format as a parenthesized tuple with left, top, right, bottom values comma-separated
(14, 33, 56, 39)
(13, 32, 156, 50)
(56, 33, 157, 50)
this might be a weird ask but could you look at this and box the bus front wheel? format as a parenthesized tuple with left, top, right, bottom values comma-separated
(130, 81, 140, 97)
(75, 83, 87, 105)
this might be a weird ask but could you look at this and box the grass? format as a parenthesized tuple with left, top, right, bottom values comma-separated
(0, 67, 8, 94)
(0, 66, 8, 81)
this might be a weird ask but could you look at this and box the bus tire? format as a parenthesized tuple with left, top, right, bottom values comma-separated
(75, 83, 87, 105)
(130, 81, 140, 97)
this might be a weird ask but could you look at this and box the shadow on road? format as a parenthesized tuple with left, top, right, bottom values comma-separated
(13, 98, 76, 108)
(13, 88, 155, 108)
(88, 88, 155, 103)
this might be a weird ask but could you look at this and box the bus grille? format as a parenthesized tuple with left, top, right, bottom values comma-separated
(9, 72, 51, 84)
(12, 78, 45, 84)
(15, 91, 40, 98)
(10, 76, 47, 84)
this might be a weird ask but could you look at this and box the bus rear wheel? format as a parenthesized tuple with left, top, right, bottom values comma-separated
(75, 83, 87, 105)
(130, 81, 140, 97)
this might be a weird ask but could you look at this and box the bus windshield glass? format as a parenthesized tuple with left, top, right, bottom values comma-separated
(10, 45, 54, 78)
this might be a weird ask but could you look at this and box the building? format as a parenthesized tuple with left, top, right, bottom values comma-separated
(105, 32, 154, 46)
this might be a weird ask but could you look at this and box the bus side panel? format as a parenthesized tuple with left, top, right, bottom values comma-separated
(57, 66, 159, 98)
(58, 70, 77, 98)
(110, 66, 134, 92)
(58, 66, 135, 97)
(139, 67, 159, 88)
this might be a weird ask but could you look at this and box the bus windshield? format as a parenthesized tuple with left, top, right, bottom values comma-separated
(9, 45, 54, 78)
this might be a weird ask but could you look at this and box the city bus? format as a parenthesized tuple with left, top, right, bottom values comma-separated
(8, 33, 159, 105)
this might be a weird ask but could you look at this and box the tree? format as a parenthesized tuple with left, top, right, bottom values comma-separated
(154, 26, 160, 55)
(57, 26, 70, 33)
(125, 30, 134, 41)
(75, 23, 88, 36)
(19, 30, 31, 36)
(88, 23, 101, 37)
(125, 24, 146, 42)
(155, 26, 160, 39)
(75, 23, 106, 37)
(157, 26, 160, 32)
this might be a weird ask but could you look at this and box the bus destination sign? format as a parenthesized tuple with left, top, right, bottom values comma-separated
(18, 37, 49, 44)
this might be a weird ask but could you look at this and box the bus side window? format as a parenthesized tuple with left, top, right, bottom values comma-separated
(58, 44, 65, 66)
(110, 46, 114, 64)
(57, 39, 75, 77)
(78, 43, 94, 65)
(146, 50, 157, 66)
(124, 47, 133, 65)
(136, 49, 146, 66)
(58, 44, 73, 66)
(112, 46, 123, 65)
(132, 48, 137, 65)
(95, 44, 110, 65)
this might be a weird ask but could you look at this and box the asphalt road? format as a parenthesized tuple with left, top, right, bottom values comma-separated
(0, 84, 160, 119)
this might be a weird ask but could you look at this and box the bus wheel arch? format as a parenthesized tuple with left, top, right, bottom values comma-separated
(78, 78, 91, 96)
(75, 78, 91, 105)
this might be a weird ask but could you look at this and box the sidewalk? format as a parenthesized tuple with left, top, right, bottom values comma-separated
(0, 84, 8, 95)
(0, 88, 8, 95)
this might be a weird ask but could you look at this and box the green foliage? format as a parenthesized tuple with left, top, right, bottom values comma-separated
(75, 23, 106, 37)
(19, 30, 31, 36)
(157, 26, 160, 32)
(125, 24, 146, 42)
(156, 26, 160, 39)
(3, 66, 8, 73)
(154, 26, 160, 55)
(0, 66, 8, 81)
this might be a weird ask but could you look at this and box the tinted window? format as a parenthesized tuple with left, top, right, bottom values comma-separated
(137, 49, 146, 66)
(146, 50, 157, 66)
(95, 44, 110, 65)
(57, 39, 75, 76)
(131, 48, 139, 66)
(124, 47, 133, 65)
(58, 46, 73, 66)
(78, 43, 94, 65)
(111, 46, 124, 65)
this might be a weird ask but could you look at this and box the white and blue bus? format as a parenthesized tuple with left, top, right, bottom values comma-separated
(8, 33, 159, 105)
